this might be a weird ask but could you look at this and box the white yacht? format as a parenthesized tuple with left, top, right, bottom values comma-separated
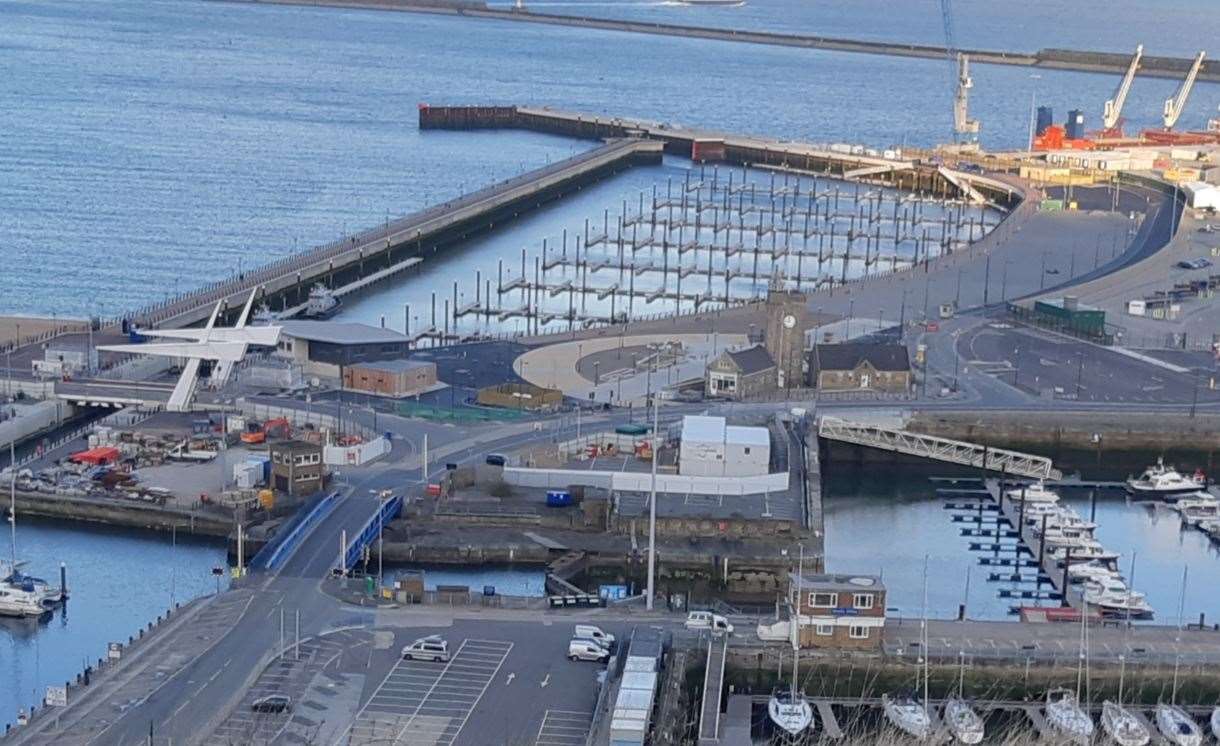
(1019, 500, 1064, 521)
(302, 284, 342, 320)
(0, 566, 58, 617)
(1127, 460, 1206, 500)
(1155, 703, 1202, 746)
(1004, 481, 1060, 504)
(883, 693, 931, 740)
(1067, 560, 1121, 585)
(1210, 706, 1219, 741)
(1181, 503, 1220, 528)
(1083, 578, 1154, 619)
(1102, 701, 1151, 746)
(1171, 492, 1218, 513)
(1046, 687, 1094, 742)
(1048, 540, 1120, 564)
(943, 698, 985, 744)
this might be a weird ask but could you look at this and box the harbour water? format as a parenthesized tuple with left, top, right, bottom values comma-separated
(1, 518, 228, 722)
(4, 0, 1220, 319)
(823, 465, 1220, 627)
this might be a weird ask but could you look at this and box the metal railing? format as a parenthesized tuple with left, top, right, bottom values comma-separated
(818, 415, 1061, 480)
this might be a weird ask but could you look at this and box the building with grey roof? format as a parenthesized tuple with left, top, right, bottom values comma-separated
(704, 344, 777, 400)
(274, 320, 413, 379)
(808, 343, 911, 393)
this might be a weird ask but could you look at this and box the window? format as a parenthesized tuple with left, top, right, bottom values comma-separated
(849, 625, 869, 640)
(853, 593, 875, 610)
(816, 624, 834, 637)
(744, 447, 751, 455)
(809, 593, 836, 609)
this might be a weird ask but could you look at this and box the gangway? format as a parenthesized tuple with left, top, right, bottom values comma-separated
(817, 416, 1061, 480)
(697, 636, 729, 745)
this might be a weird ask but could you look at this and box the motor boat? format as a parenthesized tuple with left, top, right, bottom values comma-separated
(767, 689, 814, 740)
(1067, 560, 1121, 585)
(943, 698, 985, 744)
(1045, 688, 1094, 742)
(1102, 701, 1151, 746)
(1048, 540, 1120, 564)
(1127, 460, 1206, 500)
(1155, 703, 1202, 746)
(882, 693, 931, 740)
(1004, 481, 1060, 504)
(1037, 524, 1098, 547)
(301, 284, 342, 320)
(1083, 578, 1154, 619)
(0, 566, 57, 618)
(1180, 504, 1220, 528)
(1019, 500, 1064, 521)
(1171, 492, 1218, 513)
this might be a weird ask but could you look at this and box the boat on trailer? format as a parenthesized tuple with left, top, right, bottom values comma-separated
(1045, 687, 1094, 743)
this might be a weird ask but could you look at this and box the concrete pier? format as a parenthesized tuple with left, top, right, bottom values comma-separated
(131, 137, 663, 330)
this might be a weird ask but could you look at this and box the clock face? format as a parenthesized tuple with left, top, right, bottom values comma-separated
(783, 314, 796, 329)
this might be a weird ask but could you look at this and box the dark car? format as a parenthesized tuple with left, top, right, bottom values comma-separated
(251, 695, 291, 714)
(1177, 258, 1213, 270)
(485, 453, 506, 467)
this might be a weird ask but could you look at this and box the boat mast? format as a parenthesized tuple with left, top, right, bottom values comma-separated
(921, 554, 930, 724)
(1119, 551, 1136, 705)
(1172, 564, 1188, 704)
(8, 437, 16, 569)
(792, 544, 803, 703)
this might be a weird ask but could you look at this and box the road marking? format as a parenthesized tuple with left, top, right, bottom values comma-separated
(506, 672, 516, 685)
(540, 674, 550, 688)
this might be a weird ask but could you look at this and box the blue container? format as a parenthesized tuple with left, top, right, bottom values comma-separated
(546, 490, 573, 507)
(1065, 109, 1086, 140)
(1035, 106, 1053, 137)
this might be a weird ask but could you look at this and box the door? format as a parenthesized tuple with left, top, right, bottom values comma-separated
(859, 374, 870, 389)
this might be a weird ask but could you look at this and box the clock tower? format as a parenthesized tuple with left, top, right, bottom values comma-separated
(764, 288, 809, 389)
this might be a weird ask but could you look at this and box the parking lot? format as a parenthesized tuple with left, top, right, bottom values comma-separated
(346, 638, 514, 745)
(534, 708, 594, 746)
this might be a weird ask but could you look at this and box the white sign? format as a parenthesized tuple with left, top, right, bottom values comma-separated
(107, 642, 123, 661)
(45, 685, 67, 707)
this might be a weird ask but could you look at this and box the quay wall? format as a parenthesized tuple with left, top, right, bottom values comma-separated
(13, 491, 233, 537)
(219, 1, 1220, 82)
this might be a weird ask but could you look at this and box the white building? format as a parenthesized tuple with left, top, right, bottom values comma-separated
(678, 415, 770, 478)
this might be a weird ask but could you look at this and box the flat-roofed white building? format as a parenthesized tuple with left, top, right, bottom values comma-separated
(678, 415, 770, 477)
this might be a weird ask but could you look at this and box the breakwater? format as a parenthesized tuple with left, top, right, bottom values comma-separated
(223, 0, 1220, 83)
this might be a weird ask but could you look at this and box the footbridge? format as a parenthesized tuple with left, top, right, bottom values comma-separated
(818, 416, 1062, 480)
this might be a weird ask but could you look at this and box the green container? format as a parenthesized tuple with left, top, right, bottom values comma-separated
(365, 575, 375, 596)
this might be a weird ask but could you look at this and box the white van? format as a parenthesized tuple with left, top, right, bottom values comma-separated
(401, 636, 449, 662)
(568, 639, 610, 662)
(685, 611, 734, 636)
(574, 625, 615, 648)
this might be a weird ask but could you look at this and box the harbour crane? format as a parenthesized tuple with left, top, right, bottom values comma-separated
(939, 0, 979, 141)
(1162, 51, 1206, 130)
(1101, 44, 1143, 135)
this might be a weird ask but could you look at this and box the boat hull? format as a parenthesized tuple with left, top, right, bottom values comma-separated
(1101, 701, 1150, 746)
(1155, 704, 1202, 746)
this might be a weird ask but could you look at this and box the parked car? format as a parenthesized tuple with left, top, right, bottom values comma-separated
(574, 624, 615, 649)
(684, 611, 734, 636)
(251, 694, 291, 713)
(1177, 258, 1213, 270)
(568, 638, 610, 662)
(485, 453, 507, 466)
(402, 635, 449, 662)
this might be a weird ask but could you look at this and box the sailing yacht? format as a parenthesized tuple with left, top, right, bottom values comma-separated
(1210, 706, 1219, 741)
(1127, 459, 1206, 499)
(943, 698, 984, 744)
(1101, 701, 1151, 746)
(885, 556, 932, 741)
(768, 553, 814, 744)
(1046, 688, 1094, 742)
(1155, 704, 1202, 746)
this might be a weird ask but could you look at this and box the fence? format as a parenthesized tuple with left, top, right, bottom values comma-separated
(239, 401, 377, 442)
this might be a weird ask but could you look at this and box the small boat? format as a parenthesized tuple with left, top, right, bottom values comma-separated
(301, 284, 342, 319)
(1155, 703, 1202, 746)
(1004, 481, 1060, 504)
(1210, 706, 1219, 740)
(767, 689, 813, 738)
(1045, 687, 1094, 742)
(1102, 701, 1150, 746)
(882, 693, 931, 740)
(1171, 492, 1218, 513)
(1180, 504, 1220, 528)
(1047, 541, 1120, 564)
(1127, 459, 1206, 499)
(943, 698, 984, 744)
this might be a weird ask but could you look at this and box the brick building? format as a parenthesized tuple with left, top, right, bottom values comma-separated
(794, 574, 886, 650)
(808, 343, 911, 393)
(705, 345, 776, 399)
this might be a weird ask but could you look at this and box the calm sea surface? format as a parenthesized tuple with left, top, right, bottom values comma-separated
(3, 0, 1220, 722)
